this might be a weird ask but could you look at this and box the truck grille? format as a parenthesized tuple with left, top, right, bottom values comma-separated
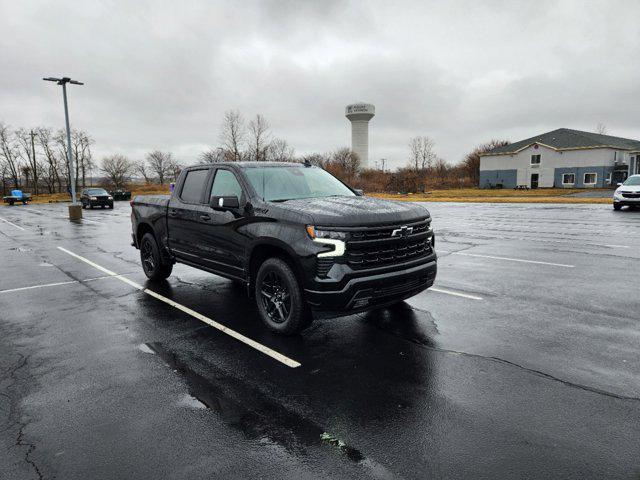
(346, 219, 432, 270)
(621, 191, 640, 198)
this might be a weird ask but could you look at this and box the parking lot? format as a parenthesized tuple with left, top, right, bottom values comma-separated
(1, 201, 639, 479)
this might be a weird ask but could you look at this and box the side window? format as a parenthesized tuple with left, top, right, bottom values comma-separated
(210, 170, 243, 201)
(180, 169, 209, 203)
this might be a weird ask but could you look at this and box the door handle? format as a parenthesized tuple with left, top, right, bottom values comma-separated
(168, 209, 178, 217)
(199, 214, 211, 221)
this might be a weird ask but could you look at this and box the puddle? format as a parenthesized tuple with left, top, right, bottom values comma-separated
(138, 343, 156, 355)
(146, 342, 393, 477)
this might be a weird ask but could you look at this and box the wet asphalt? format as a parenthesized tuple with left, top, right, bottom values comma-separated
(0, 201, 639, 479)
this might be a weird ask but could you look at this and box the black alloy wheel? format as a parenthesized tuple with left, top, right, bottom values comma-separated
(140, 233, 173, 280)
(255, 258, 311, 335)
(260, 270, 292, 324)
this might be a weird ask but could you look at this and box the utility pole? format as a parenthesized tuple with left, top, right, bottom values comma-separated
(29, 130, 38, 195)
(43, 76, 84, 219)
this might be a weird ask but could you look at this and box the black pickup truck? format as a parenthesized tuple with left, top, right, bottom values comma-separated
(131, 162, 437, 334)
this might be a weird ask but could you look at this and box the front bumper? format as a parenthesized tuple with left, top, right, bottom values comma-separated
(614, 197, 640, 206)
(304, 258, 437, 313)
(89, 200, 113, 207)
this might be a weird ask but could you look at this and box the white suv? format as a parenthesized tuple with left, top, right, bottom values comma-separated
(613, 174, 640, 210)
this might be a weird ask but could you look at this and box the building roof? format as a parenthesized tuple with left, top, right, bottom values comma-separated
(483, 128, 640, 155)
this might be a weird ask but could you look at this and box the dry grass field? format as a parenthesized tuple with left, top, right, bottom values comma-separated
(370, 188, 612, 204)
(8, 186, 612, 205)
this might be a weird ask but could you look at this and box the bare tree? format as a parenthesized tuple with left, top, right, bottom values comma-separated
(328, 147, 360, 183)
(0, 123, 22, 188)
(462, 139, 510, 187)
(595, 123, 607, 135)
(219, 109, 246, 161)
(266, 138, 295, 162)
(101, 154, 133, 188)
(37, 127, 62, 193)
(0, 160, 10, 196)
(134, 159, 152, 183)
(408, 136, 436, 172)
(54, 129, 73, 193)
(15, 128, 41, 194)
(72, 130, 94, 188)
(248, 114, 271, 161)
(433, 157, 449, 186)
(198, 148, 227, 164)
(146, 150, 174, 184)
(167, 158, 182, 183)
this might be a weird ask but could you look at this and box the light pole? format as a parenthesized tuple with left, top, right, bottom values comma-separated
(43, 76, 83, 211)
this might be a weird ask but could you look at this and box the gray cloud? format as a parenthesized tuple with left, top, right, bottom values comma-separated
(1, 0, 639, 169)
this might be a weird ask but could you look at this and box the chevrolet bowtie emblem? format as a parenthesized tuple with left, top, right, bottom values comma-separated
(391, 225, 413, 237)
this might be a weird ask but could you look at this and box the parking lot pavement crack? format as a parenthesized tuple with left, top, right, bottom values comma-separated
(368, 309, 640, 402)
(0, 353, 45, 480)
(15, 419, 44, 480)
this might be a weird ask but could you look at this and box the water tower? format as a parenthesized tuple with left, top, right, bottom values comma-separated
(345, 103, 375, 168)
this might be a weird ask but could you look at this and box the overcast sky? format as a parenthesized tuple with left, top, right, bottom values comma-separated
(2, 0, 640, 169)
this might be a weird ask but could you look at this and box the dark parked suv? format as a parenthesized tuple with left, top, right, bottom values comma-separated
(131, 162, 437, 334)
(81, 188, 114, 209)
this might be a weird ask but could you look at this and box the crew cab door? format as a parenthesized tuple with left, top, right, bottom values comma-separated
(167, 167, 212, 263)
(197, 167, 248, 279)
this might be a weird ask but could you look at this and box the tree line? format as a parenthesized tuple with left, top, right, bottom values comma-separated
(1, 112, 509, 195)
(0, 122, 94, 195)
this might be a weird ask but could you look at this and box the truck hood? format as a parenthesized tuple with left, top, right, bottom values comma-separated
(272, 195, 430, 226)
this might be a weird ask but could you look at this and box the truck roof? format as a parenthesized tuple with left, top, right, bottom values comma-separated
(187, 161, 307, 169)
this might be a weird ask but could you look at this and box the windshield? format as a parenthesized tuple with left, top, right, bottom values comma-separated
(244, 166, 355, 202)
(623, 176, 640, 186)
(87, 188, 108, 195)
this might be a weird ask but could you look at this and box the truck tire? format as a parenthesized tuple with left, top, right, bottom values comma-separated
(255, 257, 312, 335)
(613, 203, 622, 211)
(140, 233, 173, 281)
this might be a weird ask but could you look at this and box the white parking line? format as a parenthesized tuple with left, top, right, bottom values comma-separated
(438, 250, 574, 268)
(0, 273, 134, 294)
(56, 246, 301, 369)
(453, 252, 574, 268)
(0, 280, 78, 294)
(0, 216, 25, 230)
(430, 287, 483, 300)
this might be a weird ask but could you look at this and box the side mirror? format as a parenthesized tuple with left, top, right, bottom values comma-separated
(617, 182, 623, 187)
(210, 195, 240, 210)
(353, 188, 364, 196)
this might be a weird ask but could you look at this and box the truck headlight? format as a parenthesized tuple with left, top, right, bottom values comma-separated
(614, 191, 623, 199)
(108, 196, 113, 200)
(306, 225, 346, 257)
(90, 196, 98, 200)
(305, 225, 346, 240)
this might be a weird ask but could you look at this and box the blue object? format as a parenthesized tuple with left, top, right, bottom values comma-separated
(11, 189, 22, 198)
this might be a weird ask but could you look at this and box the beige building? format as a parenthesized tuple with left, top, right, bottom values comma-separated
(480, 128, 640, 188)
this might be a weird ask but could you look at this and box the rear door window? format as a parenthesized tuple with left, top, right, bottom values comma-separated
(180, 169, 209, 203)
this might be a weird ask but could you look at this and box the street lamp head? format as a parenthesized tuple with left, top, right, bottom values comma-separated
(43, 76, 84, 85)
